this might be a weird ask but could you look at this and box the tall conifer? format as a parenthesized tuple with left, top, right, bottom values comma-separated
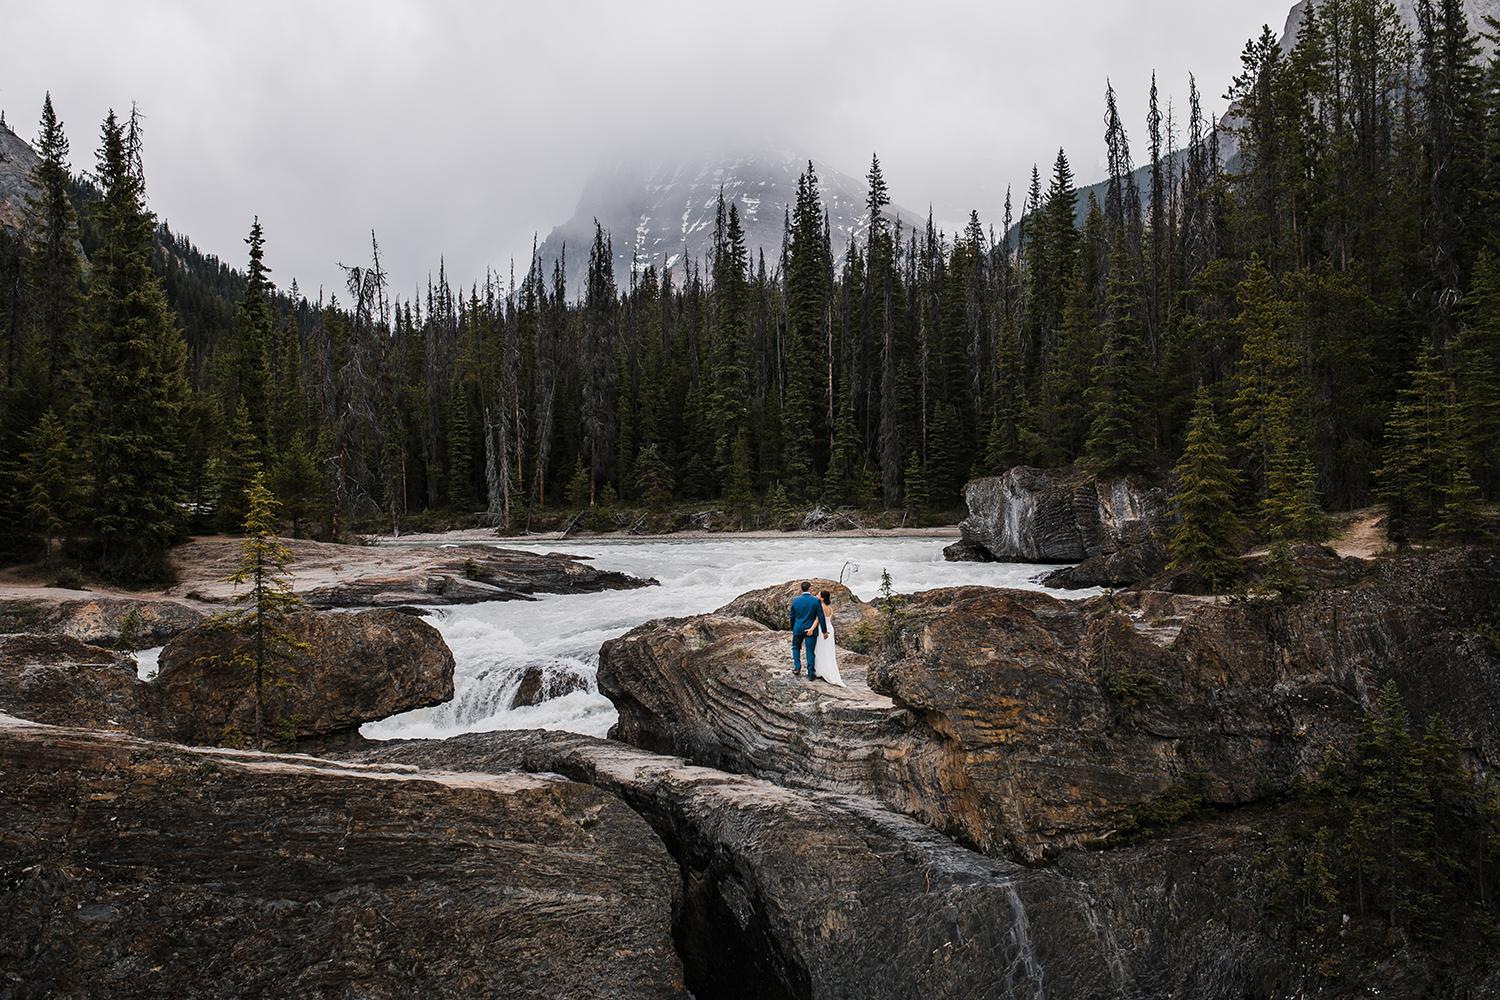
(84, 108, 190, 583)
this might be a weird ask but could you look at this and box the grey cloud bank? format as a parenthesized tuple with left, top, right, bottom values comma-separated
(4, 0, 1294, 298)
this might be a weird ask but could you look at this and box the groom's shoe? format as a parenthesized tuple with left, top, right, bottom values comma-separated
(807, 672, 819, 681)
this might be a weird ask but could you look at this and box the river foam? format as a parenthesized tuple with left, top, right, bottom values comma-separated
(362, 535, 1092, 741)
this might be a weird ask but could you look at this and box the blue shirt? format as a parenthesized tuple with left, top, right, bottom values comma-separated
(789, 592, 828, 636)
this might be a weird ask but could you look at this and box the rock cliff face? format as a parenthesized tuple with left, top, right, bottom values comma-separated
(948, 468, 1169, 578)
(360, 729, 1302, 1000)
(0, 718, 686, 999)
(155, 609, 454, 745)
(601, 547, 1500, 861)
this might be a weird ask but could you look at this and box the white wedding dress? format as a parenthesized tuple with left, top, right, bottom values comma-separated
(819, 611, 847, 687)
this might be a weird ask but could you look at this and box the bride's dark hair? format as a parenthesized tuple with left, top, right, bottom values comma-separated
(819, 590, 832, 604)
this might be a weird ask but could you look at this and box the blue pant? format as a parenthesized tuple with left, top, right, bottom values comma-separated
(792, 631, 818, 675)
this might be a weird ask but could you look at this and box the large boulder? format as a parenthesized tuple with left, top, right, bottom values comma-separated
(0, 719, 686, 999)
(949, 466, 1169, 568)
(0, 597, 205, 648)
(714, 577, 878, 640)
(600, 549, 1500, 861)
(0, 633, 155, 732)
(156, 608, 454, 745)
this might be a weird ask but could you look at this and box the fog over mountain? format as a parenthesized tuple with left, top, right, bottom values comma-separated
(537, 143, 922, 292)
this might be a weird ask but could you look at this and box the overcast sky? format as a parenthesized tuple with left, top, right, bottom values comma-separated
(5, 0, 1295, 302)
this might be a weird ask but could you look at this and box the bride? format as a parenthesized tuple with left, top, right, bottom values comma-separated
(817, 590, 847, 687)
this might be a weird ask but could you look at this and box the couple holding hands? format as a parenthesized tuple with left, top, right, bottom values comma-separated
(788, 581, 845, 687)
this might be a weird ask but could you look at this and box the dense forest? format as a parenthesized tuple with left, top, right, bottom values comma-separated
(1, 0, 1497, 584)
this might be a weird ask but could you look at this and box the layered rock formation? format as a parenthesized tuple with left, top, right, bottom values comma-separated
(362, 729, 1305, 1000)
(0, 633, 156, 732)
(155, 609, 454, 745)
(601, 547, 1500, 861)
(947, 467, 1170, 587)
(0, 597, 205, 648)
(161, 538, 658, 608)
(0, 718, 686, 999)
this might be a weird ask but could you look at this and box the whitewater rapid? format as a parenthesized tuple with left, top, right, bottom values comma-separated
(359, 536, 1089, 741)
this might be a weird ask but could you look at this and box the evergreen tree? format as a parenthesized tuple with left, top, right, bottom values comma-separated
(217, 398, 262, 533)
(710, 200, 751, 487)
(447, 379, 473, 510)
(23, 93, 82, 379)
(231, 218, 275, 463)
(1357, 680, 1435, 932)
(1084, 240, 1154, 471)
(1168, 388, 1242, 589)
(1456, 250, 1500, 498)
(21, 409, 77, 567)
(269, 435, 321, 539)
(83, 108, 191, 584)
(1230, 256, 1301, 500)
(581, 221, 618, 502)
(784, 164, 830, 499)
(631, 443, 673, 512)
(215, 471, 305, 750)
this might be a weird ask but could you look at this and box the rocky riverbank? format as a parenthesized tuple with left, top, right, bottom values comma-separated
(3, 528, 1498, 997)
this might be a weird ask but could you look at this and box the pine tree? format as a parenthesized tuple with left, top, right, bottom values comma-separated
(215, 471, 305, 750)
(1456, 250, 1500, 498)
(447, 379, 473, 511)
(231, 218, 275, 464)
(1168, 388, 1243, 590)
(784, 164, 830, 499)
(1377, 350, 1463, 544)
(1230, 256, 1300, 500)
(217, 398, 262, 533)
(1357, 680, 1435, 933)
(709, 200, 751, 487)
(269, 435, 321, 539)
(21, 409, 77, 567)
(84, 108, 191, 584)
(1084, 240, 1154, 471)
(631, 443, 673, 512)
(22, 93, 82, 379)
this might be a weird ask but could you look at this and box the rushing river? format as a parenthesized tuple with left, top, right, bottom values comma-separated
(357, 536, 1086, 741)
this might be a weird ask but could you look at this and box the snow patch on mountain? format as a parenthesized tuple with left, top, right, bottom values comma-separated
(536, 142, 919, 294)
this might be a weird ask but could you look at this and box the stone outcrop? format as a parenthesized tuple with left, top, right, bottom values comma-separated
(163, 536, 658, 609)
(155, 609, 454, 745)
(0, 597, 205, 648)
(714, 577, 878, 640)
(359, 729, 1294, 1000)
(364, 729, 1500, 999)
(1039, 539, 1171, 589)
(297, 546, 656, 607)
(0, 633, 156, 732)
(0, 718, 686, 999)
(601, 547, 1500, 861)
(947, 468, 1169, 583)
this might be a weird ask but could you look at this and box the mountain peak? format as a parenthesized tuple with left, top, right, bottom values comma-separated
(537, 141, 918, 293)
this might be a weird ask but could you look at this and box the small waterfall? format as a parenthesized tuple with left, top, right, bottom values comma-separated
(998, 882, 1046, 999)
(430, 655, 594, 728)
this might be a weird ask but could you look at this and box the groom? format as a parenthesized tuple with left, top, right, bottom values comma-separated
(789, 581, 828, 680)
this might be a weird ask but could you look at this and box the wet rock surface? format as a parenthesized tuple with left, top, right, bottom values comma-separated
(602, 548, 1500, 861)
(0, 633, 156, 732)
(155, 609, 455, 746)
(0, 718, 687, 1000)
(359, 729, 1295, 1000)
(0, 597, 205, 647)
(950, 467, 1169, 576)
(291, 543, 657, 608)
